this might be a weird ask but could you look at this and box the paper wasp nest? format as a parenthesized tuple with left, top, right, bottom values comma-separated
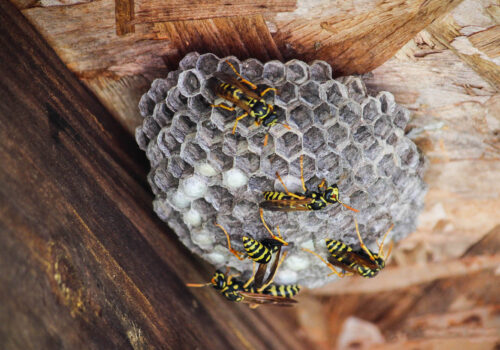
(136, 52, 427, 288)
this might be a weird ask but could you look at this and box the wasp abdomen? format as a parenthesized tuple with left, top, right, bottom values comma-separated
(243, 236, 272, 264)
(263, 284, 300, 298)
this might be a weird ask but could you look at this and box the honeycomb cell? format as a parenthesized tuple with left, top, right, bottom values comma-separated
(166, 70, 181, 88)
(179, 52, 200, 70)
(299, 81, 322, 109)
(341, 144, 361, 167)
(232, 200, 259, 222)
(154, 160, 179, 192)
(393, 106, 410, 130)
(210, 105, 236, 132)
(353, 125, 374, 148)
(177, 69, 202, 97)
(378, 154, 396, 177)
(196, 120, 222, 150)
(166, 87, 188, 112)
(303, 127, 325, 153)
(386, 131, 399, 146)
(146, 142, 164, 168)
(362, 97, 381, 124)
(205, 185, 233, 212)
(135, 126, 148, 151)
(241, 58, 264, 82)
(235, 151, 260, 173)
(152, 102, 174, 128)
(338, 101, 362, 127)
(188, 94, 211, 116)
(345, 77, 367, 103)
(142, 117, 160, 140)
(138, 93, 155, 117)
(261, 153, 288, 178)
(157, 128, 181, 157)
(217, 57, 241, 76)
(275, 131, 302, 159)
(324, 80, 348, 107)
(289, 154, 315, 182)
(200, 77, 218, 103)
(148, 78, 172, 103)
(153, 197, 173, 222)
(196, 53, 220, 78)
(223, 168, 248, 189)
(248, 175, 273, 193)
(348, 190, 370, 211)
(180, 136, 207, 166)
(316, 151, 341, 178)
(377, 91, 396, 114)
(374, 115, 392, 139)
(314, 103, 336, 127)
(275, 82, 298, 106)
(327, 123, 349, 150)
(285, 59, 309, 84)
(364, 140, 384, 161)
(288, 104, 314, 130)
(309, 60, 332, 82)
(207, 145, 233, 172)
(168, 155, 193, 178)
(396, 139, 419, 169)
(171, 113, 197, 143)
(147, 170, 161, 196)
(181, 175, 208, 199)
(354, 164, 376, 186)
(263, 60, 286, 85)
(248, 131, 273, 154)
(192, 198, 217, 221)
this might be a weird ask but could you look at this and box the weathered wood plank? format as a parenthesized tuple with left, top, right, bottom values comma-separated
(0, 2, 311, 348)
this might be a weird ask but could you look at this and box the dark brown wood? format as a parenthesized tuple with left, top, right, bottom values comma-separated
(0, 2, 312, 349)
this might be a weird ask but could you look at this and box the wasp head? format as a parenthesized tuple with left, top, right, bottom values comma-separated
(324, 184, 340, 203)
(211, 270, 227, 290)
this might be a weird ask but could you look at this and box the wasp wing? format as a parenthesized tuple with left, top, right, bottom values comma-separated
(253, 263, 268, 290)
(259, 198, 314, 212)
(240, 291, 297, 306)
(213, 72, 262, 100)
(328, 247, 379, 271)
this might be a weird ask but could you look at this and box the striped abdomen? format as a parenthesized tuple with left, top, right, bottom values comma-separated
(325, 239, 358, 269)
(262, 191, 293, 201)
(262, 284, 300, 298)
(243, 236, 272, 264)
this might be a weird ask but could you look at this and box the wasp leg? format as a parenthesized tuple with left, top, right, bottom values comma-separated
(224, 60, 258, 90)
(259, 87, 277, 97)
(215, 223, 245, 260)
(232, 112, 249, 134)
(211, 103, 235, 111)
(257, 250, 287, 293)
(354, 218, 377, 262)
(302, 248, 351, 277)
(378, 224, 394, 259)
(243, 261, 256, 289)
(275, 171, 306, 200)
(299, 155, 308, 193)
(318, 178, 326, 190)
(339, 201, 359, 213)
(259, 208, 288, 246)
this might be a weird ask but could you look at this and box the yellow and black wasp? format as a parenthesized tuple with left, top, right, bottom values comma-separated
(303, 218, 394, 278)
(260, 155, 359, 212)
(186, 270, 298, 306)
(215, 208, 288, 292)
(211, 60, 289, 145)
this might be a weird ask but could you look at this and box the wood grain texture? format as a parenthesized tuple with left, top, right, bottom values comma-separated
(0, 2, 312, 349)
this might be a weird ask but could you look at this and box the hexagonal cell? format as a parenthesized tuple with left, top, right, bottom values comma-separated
(191, 198, 217, 221)
(200, 77, 218, 102)
(166, 87, 188, 112)
(179, 52, 200, 70)
(275, 82, 298, 106)
(288, 104, 314, 130)
(323, 80, 348, 107)
(146, 142, 164, 168)
(348, 190, 370, 212)
(286, 59, 309, 84)
(393, 105, 410, 130)
(327, 123, 349, 150)
(361, 97, 381, 124)
(386, 131, 399, 146)
(373, 115, 392, 139)
(337, 172, 355, 196)
(275, 131, 302, 159)
(141, 116, 160, 140)
(210, 105, 236, 132)
(154, 160, 179, 192)
(205, 185, 233, 212)
(395, 139, 419, 169)
(168, 155, 194, 178)
(378, 154, 396, 177)
(196, 53, 220, 78)
(299, 81, 322, 109)
(354, 164, 376, 186)
(196, 119, 222, 150)
(152, 102, 174, 128)
(241, 58, 264, 82)
(338, 101, 362, 127)
(222, 132, 238, 156)
(289, 154, 315, 182)
(166, 70, 181, 88)
(377, 91, 396, 115)
(232, 200, 259, 223)
(177, 69, 202, 97)
(309, 60, 332, 82)
(187, 94, 211, 116)
(157, 128, 180, 157)
(248, 175, 273, 192)
(364, 140, 384, 161)
(180, 175, 208, 200)
(207, 145, 233, 172)
(263, 60, 285, 85)
(316, 152, 342, 178)
(147, 170, 161, 196)
(341, 144, 361, 167)
(314, 103, 336, 126)
(180, 136, 207, 166)
(135, 126, 148, 151)
(303, 126, 326, 153)
(153, 197, 173, 222)
(353, 125, 374, 148)
(248, 131, 274, 154)
(223, 168, 248, 190)
(148, 78, 172, 103)
(391, 167, 411, 191)
(261, 153, 289, 178)
(235, 151, 260, 173)
(138, 93, 155, 117)
(345, 77, 367, 102)
(170, 113, 196, 143)
(217, 57, 241, 76)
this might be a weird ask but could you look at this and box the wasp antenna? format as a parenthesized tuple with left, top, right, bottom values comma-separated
(186, 282, 212, 288)
(215, 223, 245, 260)
(260, 208, 288, 245)
(340, 202, 359, 213)
(302, 248, 345, 278)
(379, 224, 394, 255)
(299, 155, 307, 193)
(354, 218, 377, 262)
(263, 133, 269, 147)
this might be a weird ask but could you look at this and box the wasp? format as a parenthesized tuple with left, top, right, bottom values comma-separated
(215, 208, 288, 292)
(303, 218, 394, 278)
(211, 60, 289, 145)
(259, 154, 359, 212)
(186, 270, 298, 306)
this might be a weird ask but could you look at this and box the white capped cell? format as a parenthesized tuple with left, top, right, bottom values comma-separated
(172, 190, 191, 209)
(274, 269, 298, 285)
(197, 162, 217, 177)
(223, 168, 248, 189)
(285, 255, 310, 271)
(183, 208, 201, 227)
(182, 176, 208, 199)
(207, 252, 225, 265)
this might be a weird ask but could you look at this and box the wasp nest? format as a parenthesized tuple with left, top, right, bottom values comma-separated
(136, 52, 427, 288)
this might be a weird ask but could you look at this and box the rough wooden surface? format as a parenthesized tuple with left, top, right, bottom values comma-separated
(0, 2, 313, 349)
